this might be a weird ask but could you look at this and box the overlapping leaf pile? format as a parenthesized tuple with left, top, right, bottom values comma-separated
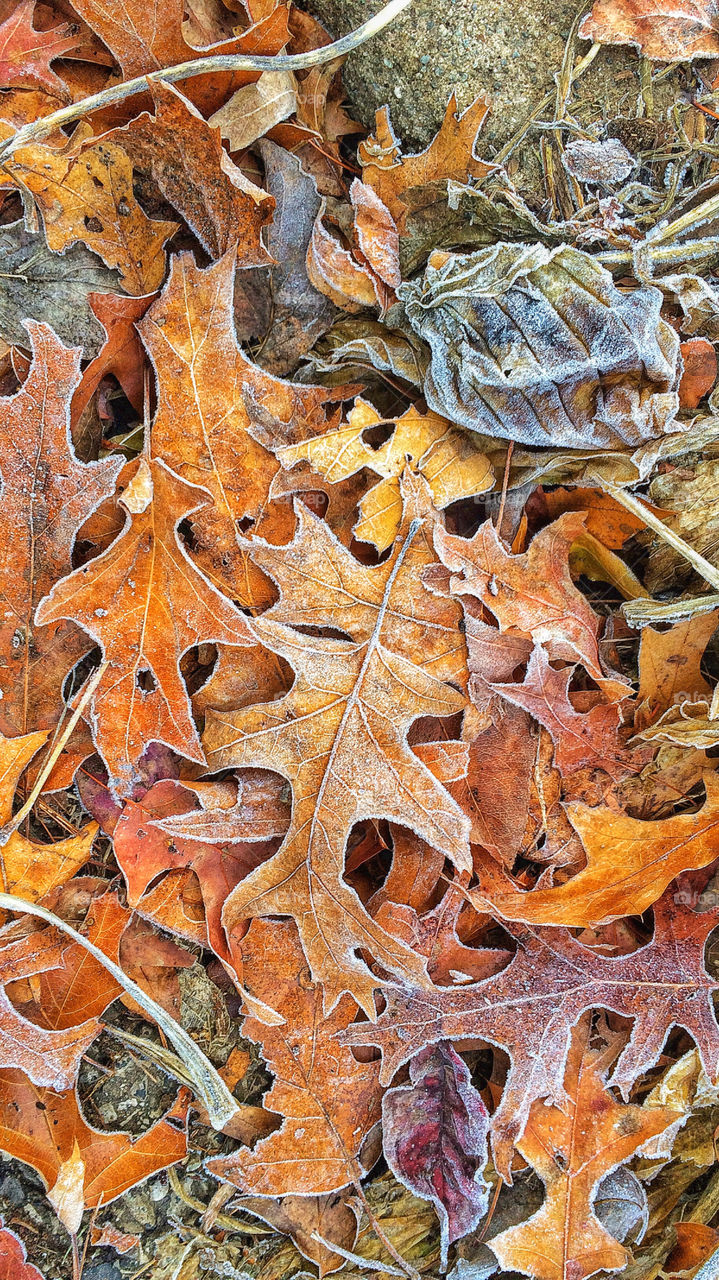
(4, 0, 719, 1276)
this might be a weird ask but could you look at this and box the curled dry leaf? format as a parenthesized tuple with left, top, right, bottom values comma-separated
(209, 70, 298, 151)
(35, 457, 255, 796)
(236, 1193, 360, 1278)
(489, 1017, 679, 1280)
(679, 337, 718, 409)
(308, 201, 392, 312)
(399, 242, 681, 448)
(382, 1041, 490, 1268)
(206, 918, 383, 1195)
(579, 0, 719, 61)
(4, 141, 178, 295)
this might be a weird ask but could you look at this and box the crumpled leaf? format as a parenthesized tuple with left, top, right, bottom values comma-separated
(399, 242, 681, 448)
(562, 138, 635, 187)
(488, 1017, 678, 1280)
(206, 918, 383, 1195)
(0, 320, 123, 738)
(139, 246, 343, 608)
(636, 698, 719, 748)
(0, 0, 77, 96)
(679, 338, 717, 409)
(236, 1192, 360, 1278)
(35, 457, 255, 796)
(268, 398, 493, 551)
(382, 1040, 490, 1268)
(359, 94, 494, 231)
(0, 220, 124, 359)
(204, 482, 471, 1014)
(579, 0, 719, 61)
(472, 772, 719, 926)
(108, 82, 274, 264)
(0, 1068, 187, 1216)
(350, 179, 401, 290)
(308, 201, 391, 313)
(343, 889, 719, 1178)
(71, 291, 152, 424)
(5, 140, 178, 295)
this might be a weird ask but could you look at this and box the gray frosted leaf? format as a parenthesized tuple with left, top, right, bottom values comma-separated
(0, 221, 123, 358)
(399, 242, 681, 449)
(593, 1167, 648, 1246)
(382, 1040, 490, 1270)
(562, 138, 635, 187)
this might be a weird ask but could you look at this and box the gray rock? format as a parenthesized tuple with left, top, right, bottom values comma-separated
(309, 0, 630, 152)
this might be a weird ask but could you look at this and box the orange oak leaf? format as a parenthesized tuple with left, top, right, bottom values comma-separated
(636, 610, 719, 729)
(204, 495, 472, 1013)
(0, 321, 123, 739)
(0, 1221, 45, 1280)
(139, 248, 344, 608)
(35, 457, 255, 796)
(0, 731, 97, 904)
(358, 94, 494, 230)
(206, 918, 383, 1195)
(472, 772, 719, 926)
(107, 83, 274, 264)
(307, 202, 391, 313)
(235, 1193, 360, 1278)
(679, 338, 717, 409)
(71, 292, 154, 425)
(5, 141, 178, 295)
(0, 0, 78, 96)
(431, 513, 606, 682)
(0, 1067, 187, 1215)
(579, 0, 719, 61)
(343, 890, 719, 1178)
(492, 645, 637, 780)
(489, 1017, 679, 1280)
(350, 178, 401, 290)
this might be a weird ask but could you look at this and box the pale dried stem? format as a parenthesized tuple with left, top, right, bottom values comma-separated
(0, 0, 413, 160)
(0, 891, 239, 1128)
(596, 479, 719, 593)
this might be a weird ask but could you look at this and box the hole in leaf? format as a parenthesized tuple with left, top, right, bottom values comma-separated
(136, 668, 157, 693)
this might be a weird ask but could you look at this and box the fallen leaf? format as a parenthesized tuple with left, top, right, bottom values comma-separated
(308, 202, 390, 312)
(400, 243, 681, 448)
(0, 0, 77, 96)
(636, 611, 719, 729)
(350, 179, 401, 290)
(206, 919, 383, 1194)
(71, 291, 153, 426)
(35, 457, 255, 795)
(679, 337, 718, 408)
(209, 69, 298, 150)
(382, 1041, 490, 1268)
(5, 140, 178, 294)
(0, 321, 122, 738)
(0, 1221, 45, 1279)
(237, 1193, 360, 1277)
(579, 0, 719, 61)
(489, 1017, 678, 1280)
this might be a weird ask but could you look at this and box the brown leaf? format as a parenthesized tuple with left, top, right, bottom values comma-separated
(579, 0, 719, 61)
(0, 322, 122, 739)
(307, 202, 390, 312)
(71, 292, 152, 427)
(0, 1221, 45, 1279)
(350, 179, 401, 290)
(206, 919, 383, 1195)
(636, 610, 719, 729)
(237, 1193, 360, 1277)
(5, 141, 178, 294)
(0, 0, 78, 96)
(489, 1017, 679, 1280)
(679, 337, 718, 409)
(35, 457, 255, 795)
(209, 70, 298, 150)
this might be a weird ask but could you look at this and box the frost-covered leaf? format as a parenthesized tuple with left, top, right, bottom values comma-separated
(579, 0, 719, 61)
(399, 242, 681, 448)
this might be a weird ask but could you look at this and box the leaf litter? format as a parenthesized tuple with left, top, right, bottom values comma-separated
(4, 0, 719, 1277)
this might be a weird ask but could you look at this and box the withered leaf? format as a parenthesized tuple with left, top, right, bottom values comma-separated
(489, 1017, 679, 1280)
(206, 919, 383, 1195)
(204, 487, 471, 1013)
(0, 321, 122, 738)
(343, 890, 719, 1177)
(399, 242, 681, 448)
(579, 0, 719, 61)
(0, 1221, 45, 1279)
(35, 457, 255, 796)
(236, 1193, 360, 1278)
(382, 1041, 490, 1268)
(5, 140, 178, 295)
(0, 0, 77, 96)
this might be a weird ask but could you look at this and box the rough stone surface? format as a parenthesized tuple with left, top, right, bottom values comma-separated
(309, 0, 634, 153)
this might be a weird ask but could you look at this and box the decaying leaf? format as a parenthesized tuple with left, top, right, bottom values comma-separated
(382, 1040, 490, 1268)
(209, 70, 298, 151)
(0, 1221, 45, 1279)
(0, 0, 77, 97)
(399, 242, 681, 448)
(579, 0, 719, 61)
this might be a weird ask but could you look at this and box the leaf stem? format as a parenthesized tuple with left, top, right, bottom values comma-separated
(0, 0, 413, 160)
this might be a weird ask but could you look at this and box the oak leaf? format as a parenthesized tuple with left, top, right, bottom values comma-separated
(71, 291, 153, 426)
(206, 918, 383, 1195)
(382, 1040, 490, 1268)
(431, 512, 606, 681)
(0, 1221, 45, 1280)
(204, 493, 472, 1012)
(358, 94, 494, 230)
(0, 1067, 187, 1215)
(109, 83, 274, 264)
(5, 141, 177, 295)
(236, 1193, 360, 1278)
(0, 0, 77, 96)
(139, 247, 343, 608)
(35, 457, 255, 796)
(0, 321, 123, 738)
(270, 398, 493, 552)
(579, 0, 719, 61)
(636, 610, 719, 728)
(473, 772, 719, 926)
(489, 1017, 679, 1280)
(343, 890, 719, 1177)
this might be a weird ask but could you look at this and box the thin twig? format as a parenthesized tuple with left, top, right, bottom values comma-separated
(595, 479, 719, 593)
(0, 0, 413, 160)
(351, 1181, 421, 1280)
